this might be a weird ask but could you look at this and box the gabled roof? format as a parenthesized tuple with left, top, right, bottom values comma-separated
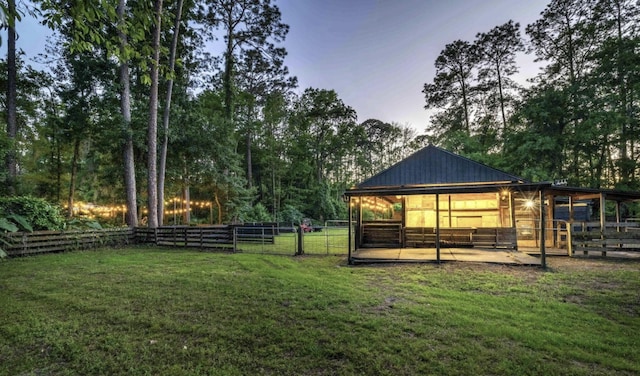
(356, 145, 526, 189)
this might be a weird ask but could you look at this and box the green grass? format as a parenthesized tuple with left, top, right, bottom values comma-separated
(236, 228, 350, 255)
(1, 248, 639, 375)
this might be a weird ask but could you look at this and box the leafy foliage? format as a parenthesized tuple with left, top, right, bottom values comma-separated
(278, 204, 304, 225)
(0, 196, 64, 231)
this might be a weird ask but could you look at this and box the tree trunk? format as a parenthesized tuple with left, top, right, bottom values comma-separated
(456, 60, 471, 134)
(496, 61, 507, 136)
(146, 0, 163, 228)
(223, 13, 234, 121)
(158, 0, 184, 225)
(182, 184, 190, 225)
(214, 191, 222, 224)
(246, 131, 252, 187)
(67, 139, 80, 218)
(5, 0, 17, 194)
(118, 0, 138, 227)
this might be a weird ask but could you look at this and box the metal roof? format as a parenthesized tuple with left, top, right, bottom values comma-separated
(356, 145, 526, 188)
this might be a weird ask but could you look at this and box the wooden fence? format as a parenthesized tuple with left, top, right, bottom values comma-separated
(1, 225, 289, 257)
(571, 222, 640, 256)
(2, 227, 134, 257)
(135, 226, 235, 249)
(8, 222, 638, 258)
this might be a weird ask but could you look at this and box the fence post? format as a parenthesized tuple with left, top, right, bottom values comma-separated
(566, 223, 573, 257)
(297, 226, 304, 255)
(232, 225, 237, 252)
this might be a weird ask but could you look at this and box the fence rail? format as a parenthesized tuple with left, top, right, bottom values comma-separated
(2, 227, 134, 257)
(135, 226, 235, 249)
(4, 221, 640, 259)
(571, 223, 640, 256)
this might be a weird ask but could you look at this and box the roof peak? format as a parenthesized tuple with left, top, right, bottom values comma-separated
(357, 145, 525, 188)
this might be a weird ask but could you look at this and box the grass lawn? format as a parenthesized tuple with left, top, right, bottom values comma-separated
(235, 227, 349, 255)
(1, 247, 639, 375)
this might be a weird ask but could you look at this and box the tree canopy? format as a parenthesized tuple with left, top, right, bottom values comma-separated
(1, 0, 639, 226)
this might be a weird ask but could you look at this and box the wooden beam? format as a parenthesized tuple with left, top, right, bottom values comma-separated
(509, 191, 517, 250)
(600, 192, 606, 256)
(436, 193, 441, 264)
(401, 196, 406, 248)
(539, 189, 546, 268)
(348, 197, 353, 264)
(568, 195, 574, 257)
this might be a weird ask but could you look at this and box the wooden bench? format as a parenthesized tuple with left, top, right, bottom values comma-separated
(404, 227, 517, 249)
(405, 227, 436, 247)
(362, 222, 401, 247)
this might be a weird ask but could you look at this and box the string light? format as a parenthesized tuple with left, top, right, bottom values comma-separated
(69, 197, 214, 220)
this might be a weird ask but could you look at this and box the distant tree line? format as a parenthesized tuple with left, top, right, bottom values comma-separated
(0, 0, 638, 226)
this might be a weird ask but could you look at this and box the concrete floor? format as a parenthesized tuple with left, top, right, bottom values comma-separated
(351, 247, 543, 265)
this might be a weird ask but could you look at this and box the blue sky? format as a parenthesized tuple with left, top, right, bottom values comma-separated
(278, 0, 550, 133)
(8, 0, 550, 134)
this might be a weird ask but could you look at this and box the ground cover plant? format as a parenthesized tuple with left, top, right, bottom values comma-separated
(1, 248, 639, 375)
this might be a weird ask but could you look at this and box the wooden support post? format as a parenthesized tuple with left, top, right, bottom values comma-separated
(297, 225, 304, 255)
(357, 198, 363, 249)
(600, 193, 606, 257)
(510, 190, 517, 251)
(568, 195, 574, 257)
(348, 197, 353, 264)
(539, 189, 546, 268)
(435, 193, 441, 264)
(448, 195, 452, 228)
(232, 226, 237, 252)
(401, 196, 406, 248)
(548, 193, 556, 247)
(615, 201, 621, 232)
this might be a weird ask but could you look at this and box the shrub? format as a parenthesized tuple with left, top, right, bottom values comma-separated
(237, 202, 272, 223)
(279, 204, 304, 225)
(0, 196, 65, 231)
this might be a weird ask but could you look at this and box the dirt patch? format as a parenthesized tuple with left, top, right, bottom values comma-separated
(545, 256, 640, 273)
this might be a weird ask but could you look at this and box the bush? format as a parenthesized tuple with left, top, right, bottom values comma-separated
(237, 202, 272, 223)
(0, 196, 65, 231)
(279, 204, 304, 225)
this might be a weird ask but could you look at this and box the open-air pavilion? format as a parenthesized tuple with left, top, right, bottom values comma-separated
(344, 145, 640, 266)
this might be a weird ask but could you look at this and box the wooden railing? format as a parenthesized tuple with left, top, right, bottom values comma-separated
(404, 227, 517, 249)
(1, 225, 287, 257)
(2, 227, 134, 257)
(571, 222, 640, 256)
(361, 221, 402, 247)
(135, 226, 236, 249)
(360, 223, 518, 249)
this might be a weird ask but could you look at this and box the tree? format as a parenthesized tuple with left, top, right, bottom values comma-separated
(234, 47, 296, 188)
(57, 52, 102, 217)
(145, 0, 163, 228)
(526, 0, 601, 185)
(286, 88, 356, 220)
(117, 0, 138, 226)
(0, 57, 55, 198)
(503, 87, 570, 181)
(423, 40, 478, 135)
(4, 0, 17, 194)
(475, 20, 524, 137)
(1, 0, 36, 193)
(526, 0, 596, 87)
(199, 0, 289, 122)
(158, 0, 185, 225)
(589, 0, 640, 188)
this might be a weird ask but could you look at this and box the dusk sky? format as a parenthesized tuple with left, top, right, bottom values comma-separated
(11, 0, 551, 134)
(277, 0, 551, 133)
